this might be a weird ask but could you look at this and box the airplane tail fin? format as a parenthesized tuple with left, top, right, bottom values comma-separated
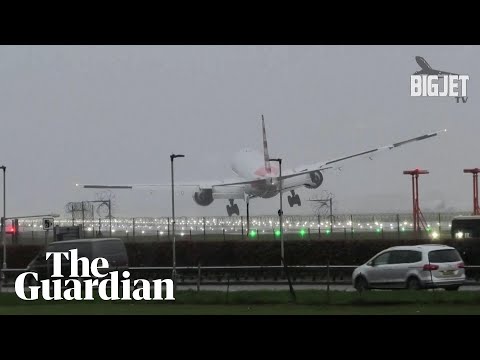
(415, 56, 432, 71)
(261, 115, 272, 174)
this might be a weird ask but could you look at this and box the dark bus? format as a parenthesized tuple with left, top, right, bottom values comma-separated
(451, 216, 480, 239)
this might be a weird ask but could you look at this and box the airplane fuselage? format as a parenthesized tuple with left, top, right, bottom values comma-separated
(230, 148, 323, 199)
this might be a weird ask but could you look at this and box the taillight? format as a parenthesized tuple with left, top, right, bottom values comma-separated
(423, 264, 439, 271)
(458, 262, 465, 269)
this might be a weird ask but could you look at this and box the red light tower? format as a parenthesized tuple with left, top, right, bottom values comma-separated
(464, 168, 480, 215)
(403, 169, 429, 236)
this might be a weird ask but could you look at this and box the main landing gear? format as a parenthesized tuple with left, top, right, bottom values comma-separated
(226, 199, 240, 216)
(288, 190, 301, 207)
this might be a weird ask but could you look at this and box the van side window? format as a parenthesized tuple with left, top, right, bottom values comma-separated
(75, 243, 92, 258)
(388, 251, 404, 264)
(93, 240, 125, 256)
(92, 240, 128, 266)
(406, 250, 422, 263)
(389, 250, 422, 264)
(373, 252, 390, 266)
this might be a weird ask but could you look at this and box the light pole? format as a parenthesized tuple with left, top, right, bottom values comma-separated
(269, 158, 283, 265)
(0, 166, 5, 276)
(170, 154, 184, 287)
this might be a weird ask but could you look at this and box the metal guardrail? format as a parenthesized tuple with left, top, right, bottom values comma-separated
(128, 265, 358, 271)
(2, 265, 480, 287)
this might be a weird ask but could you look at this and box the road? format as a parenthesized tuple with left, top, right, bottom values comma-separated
(177, 284, 480, 292)
(3, 283, 479, 293)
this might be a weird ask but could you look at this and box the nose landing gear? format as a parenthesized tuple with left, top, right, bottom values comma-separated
(287, 190, 301, 207)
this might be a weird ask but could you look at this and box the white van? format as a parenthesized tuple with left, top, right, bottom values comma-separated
(352, 244, 466, 291)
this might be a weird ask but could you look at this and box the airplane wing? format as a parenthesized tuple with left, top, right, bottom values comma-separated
(436, 70, 459, 76)
(77, 129, 446, 191)
(413, 70, 458, 76)
(75, 179, 246, 191)
(286, 128, 446, 178)
(215, 128, 447, 186)
(76, 183, 210, 190)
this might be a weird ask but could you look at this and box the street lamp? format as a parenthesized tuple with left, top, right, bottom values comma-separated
(170, 154, 184, 287)
(269, 158, 284, 265)
(0, 166, 5, 276)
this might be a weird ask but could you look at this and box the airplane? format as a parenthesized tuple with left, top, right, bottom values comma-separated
(76, 117, 446, 217)
(414, 56, 458, 76)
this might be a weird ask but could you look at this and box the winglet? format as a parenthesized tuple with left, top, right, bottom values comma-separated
(261, 115, 272, 174)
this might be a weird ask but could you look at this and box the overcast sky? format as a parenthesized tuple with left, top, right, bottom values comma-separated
(0, 45, 477, 218)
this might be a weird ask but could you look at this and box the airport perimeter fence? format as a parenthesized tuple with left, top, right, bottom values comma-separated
(3, 264, 480, 288)
(5, 212, 468, 245)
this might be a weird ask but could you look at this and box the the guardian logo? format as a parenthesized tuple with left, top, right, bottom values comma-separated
(410, 56, 469, 103)
(15, 249, 175, 301)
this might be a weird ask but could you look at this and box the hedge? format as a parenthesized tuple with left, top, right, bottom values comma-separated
(3, 239, 480, 268)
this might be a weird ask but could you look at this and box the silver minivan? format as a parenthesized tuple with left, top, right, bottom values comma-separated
(352, 244, 466, 292)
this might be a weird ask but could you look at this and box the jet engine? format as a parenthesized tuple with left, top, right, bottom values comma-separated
(304, 171, 324, 189)
(193, 189, 214, 206)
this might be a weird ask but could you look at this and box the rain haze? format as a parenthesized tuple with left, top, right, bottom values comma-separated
(0, 45, 477, 218)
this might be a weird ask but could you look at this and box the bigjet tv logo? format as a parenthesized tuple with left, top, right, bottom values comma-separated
(15, 249, 175, 301)
(410, 56, 469, 103)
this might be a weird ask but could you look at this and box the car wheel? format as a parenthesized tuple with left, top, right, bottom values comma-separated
(406, 277, 421, 290)
(354, 276, 369, 292)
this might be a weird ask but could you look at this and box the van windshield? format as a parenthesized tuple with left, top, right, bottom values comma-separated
(428, 249, 461, 263)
